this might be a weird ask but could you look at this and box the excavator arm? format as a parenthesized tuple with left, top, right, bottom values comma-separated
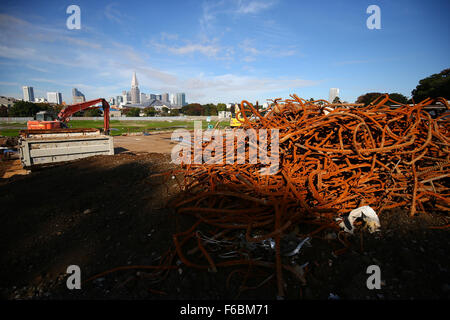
(58, 98, 110, 133)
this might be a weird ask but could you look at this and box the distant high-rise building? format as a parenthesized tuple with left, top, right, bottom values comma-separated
(22, 86, 35, 102)
(130, 72, 140, 104)
(47, 92, 62, 104)
(140, 93, 148, 104)
(170, 93, 175, 105)
(150, 94, 156, 100)
(116, 95, 123, 105)
(329, 88, 339, 103)
(122, 91, 128, 104)
(156, 94, 162, 101)
(72, 88, 86, 104)
(175, 93, 186, 106)
(162, 93, 169, 103)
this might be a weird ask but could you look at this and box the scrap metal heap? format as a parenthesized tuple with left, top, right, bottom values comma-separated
(88, 94, 449, 298)
(168, 94, 449, 298)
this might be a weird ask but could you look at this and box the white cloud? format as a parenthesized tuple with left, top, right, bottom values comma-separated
(160, 32, 179, 41)
(0, 12, 316, 104)
(179, 73, 318, 103)
(238, 38, 299, 62)
(168, 43, 220, 57)
(26, 65, 49, 73)
(104, 3, 127, 24)
(0, 81, 18, 86)
(236, 0, 277, 14)
(150, 38, 226, 59)
(0, 45, 36, 59)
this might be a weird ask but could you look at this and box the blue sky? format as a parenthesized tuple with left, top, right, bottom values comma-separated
(0, 0, 449, 104)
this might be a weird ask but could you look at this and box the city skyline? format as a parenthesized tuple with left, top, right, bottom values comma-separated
(0, 0, 449, 104)
(17, 71, 189, 107)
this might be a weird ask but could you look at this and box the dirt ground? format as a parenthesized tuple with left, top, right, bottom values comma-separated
(0, 149, 449, 301)
(113, 132, 182, 154)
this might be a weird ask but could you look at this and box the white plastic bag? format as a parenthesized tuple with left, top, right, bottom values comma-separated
(339, 206, 380, 234)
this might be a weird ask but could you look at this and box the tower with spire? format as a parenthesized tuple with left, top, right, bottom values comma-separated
(130, 71, 140, 104)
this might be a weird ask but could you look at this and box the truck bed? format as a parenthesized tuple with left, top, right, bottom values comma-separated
(19, 128, 114, 167)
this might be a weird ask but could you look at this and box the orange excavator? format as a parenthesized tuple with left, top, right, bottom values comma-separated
(27, 98, 110, 133)
(20, 98, 114, 168)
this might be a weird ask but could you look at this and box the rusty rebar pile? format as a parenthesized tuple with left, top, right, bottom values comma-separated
(86, 94, 449, 298)
(170, 94, 449, 298)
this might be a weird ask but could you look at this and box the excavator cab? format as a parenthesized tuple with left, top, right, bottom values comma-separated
(35, 111, 56, 122)
(28, 111, 62, 130)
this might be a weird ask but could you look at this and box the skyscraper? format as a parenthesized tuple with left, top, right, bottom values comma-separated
(47, 92, 62, 104)
(130, 72, 140, 104)
(329, 88, 339, 103)
(22, 86, 35, 102)
(140, 93, 148, 104)
(122, 91, 128, 104)
(175, 93, 186, 106)
(162, 93, 169, 103)
(72, 88, 86, 104)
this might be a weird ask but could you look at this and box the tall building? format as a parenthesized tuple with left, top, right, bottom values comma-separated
(175, 93, 186, 106)
(329, 88, 340, 103)
(140, 93, 148, 104)
(130, 72, 140, 104)
(170, 93, 175, 105)
(122, 91, 128, 104)
(156, 94, 162, 101)
(162, 93, 169, 103)
(22, 86, 35, 102)
(47, 92, 62, 104)
(116, 95, 123, 105)
(72, 88, 86, 104)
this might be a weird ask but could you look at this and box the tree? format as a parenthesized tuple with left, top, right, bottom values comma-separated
(332, 96, 341, 103)
(143, 107, 156, 117)
(123, 107, 140, 117)
(203, 103, 218, 116)
(0, 106, 8, 117)
(169, 109, 180, 116)
(84, 108, 102, 117)
(8, 101, 52, 117)
(387, 93, 408, 105)
(181, 103, 203, 116)
(356, 92, 384, 106)
(217, 103, 227, 112)
(411, 68, 450, 102)
(356, 92, 410, 106)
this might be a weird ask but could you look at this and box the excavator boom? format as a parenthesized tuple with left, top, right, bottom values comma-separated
(57, 98, 110, 133)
